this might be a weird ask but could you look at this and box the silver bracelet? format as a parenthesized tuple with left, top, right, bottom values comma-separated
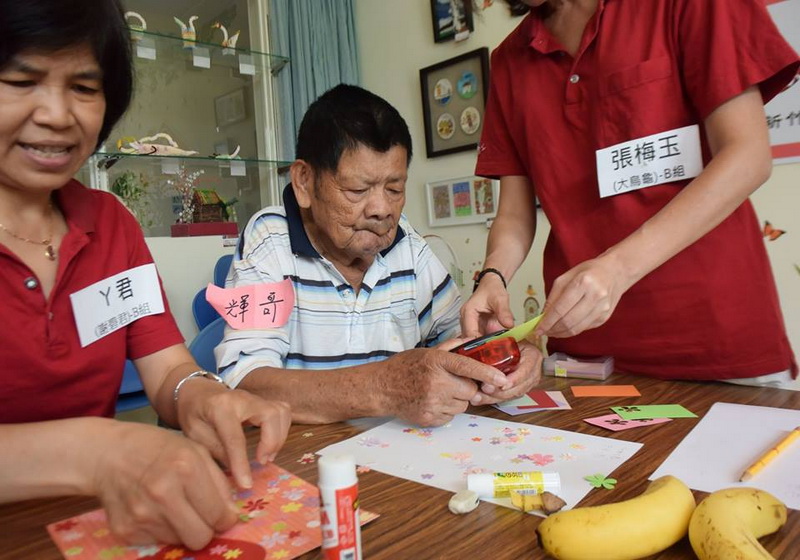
(173, 370, 227, 405)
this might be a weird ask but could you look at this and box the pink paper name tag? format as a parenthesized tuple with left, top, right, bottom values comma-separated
(206, 279, 294, 329)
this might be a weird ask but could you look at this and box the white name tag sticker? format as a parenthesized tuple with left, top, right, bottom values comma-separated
(70, 263, 165, 347)
(596, 125, 703, 198)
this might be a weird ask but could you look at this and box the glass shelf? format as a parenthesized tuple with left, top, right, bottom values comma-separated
(92, 152, 292, 174)
(129, 28, 290, 75)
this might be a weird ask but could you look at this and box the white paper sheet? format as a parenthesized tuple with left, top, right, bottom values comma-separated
(318, 413, 642, 513)
(650, 402, 800, 510)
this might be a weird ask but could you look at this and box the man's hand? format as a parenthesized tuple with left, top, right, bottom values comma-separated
(89, 422, 239, 550)
(472, 341, 543, 404)
(376, 348, 508, 427)
(176, 381, 291, 490)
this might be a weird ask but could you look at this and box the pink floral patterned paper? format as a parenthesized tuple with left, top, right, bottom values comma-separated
(47, 462, 378, 560)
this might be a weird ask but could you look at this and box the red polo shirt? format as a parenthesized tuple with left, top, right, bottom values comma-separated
(477, 0, 799, 380)
(0, 180, 183, 422)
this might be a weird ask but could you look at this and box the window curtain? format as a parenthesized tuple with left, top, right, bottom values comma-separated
(269, 0, 360, 162)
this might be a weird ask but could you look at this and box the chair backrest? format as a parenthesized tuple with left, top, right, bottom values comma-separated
(116, 360, 150, 413)
(188, 316, 227, 372)
(192, 287, 219, 331)
(214, 254, 234, 287)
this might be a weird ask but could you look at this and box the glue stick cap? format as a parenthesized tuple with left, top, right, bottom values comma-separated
(466, 471, 561, 498)
(318, 454, 357, 488)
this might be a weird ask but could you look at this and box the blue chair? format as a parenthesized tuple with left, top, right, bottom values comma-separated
(116, 360, 150, 413)
(188, 316, 227, 372)
(192, 287, 220, 331)
(214, 254, 234, 287)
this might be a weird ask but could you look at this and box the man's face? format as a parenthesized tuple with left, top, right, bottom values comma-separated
(295, 144, 407, 267)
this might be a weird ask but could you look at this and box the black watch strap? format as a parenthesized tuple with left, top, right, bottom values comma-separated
(473, 267, 507, 292)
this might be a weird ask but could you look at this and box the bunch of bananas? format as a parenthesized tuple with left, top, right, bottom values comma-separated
(536, 476, 787, 559)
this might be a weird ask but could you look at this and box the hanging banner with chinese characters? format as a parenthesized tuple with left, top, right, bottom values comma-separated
(206, 279, 295, 330)
(595, 125, 703, 198)
(767, 0, 800, 164)
(69, 263, 165, 347)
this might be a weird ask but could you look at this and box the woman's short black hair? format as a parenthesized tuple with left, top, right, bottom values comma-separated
(0, 0, 133, 147)
(295, 84, 413, 175)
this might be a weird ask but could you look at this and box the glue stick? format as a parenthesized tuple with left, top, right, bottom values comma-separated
(318, 454, 362, 560)
(467, 471, 561, 498)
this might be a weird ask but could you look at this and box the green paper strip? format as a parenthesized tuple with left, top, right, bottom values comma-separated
(611, 404, 697, 420)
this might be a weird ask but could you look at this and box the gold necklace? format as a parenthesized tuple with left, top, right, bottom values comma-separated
(0, 207, 57, 260)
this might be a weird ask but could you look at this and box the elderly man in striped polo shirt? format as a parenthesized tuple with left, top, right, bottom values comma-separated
(216, 85, 542, 427)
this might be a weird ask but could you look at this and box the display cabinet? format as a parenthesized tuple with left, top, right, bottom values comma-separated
(77, 0, 290, 238)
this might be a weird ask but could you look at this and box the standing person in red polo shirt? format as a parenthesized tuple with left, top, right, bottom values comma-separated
(0, 0, 290, 550)
(462, 0, 799, 386)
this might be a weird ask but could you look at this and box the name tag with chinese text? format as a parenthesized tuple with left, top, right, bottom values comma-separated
(206, 279, 295, 329)
(70, 263, 165, 347)
(595, 125, 703, 198)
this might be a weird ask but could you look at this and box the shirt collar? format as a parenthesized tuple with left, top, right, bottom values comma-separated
(54, 179, 97, 234)
(282, 184, 405, 259)
(525, 0, 608, 53)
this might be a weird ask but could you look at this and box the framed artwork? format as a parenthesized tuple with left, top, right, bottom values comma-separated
(426, 175, 499, 227)
(419, 47, 489, 158)
(430, 0, 474, 43)
(214, 87, 247, 128)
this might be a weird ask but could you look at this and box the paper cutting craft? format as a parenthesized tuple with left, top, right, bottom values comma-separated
(494, 391, 570, 416)
(317, 413, 641, 515)
(612, 404, 696, 420)
(650, 402, 800, 510)
(572, 385, 640, 398)
(584, 413, 672, 432)
(47, 462, 378, 560)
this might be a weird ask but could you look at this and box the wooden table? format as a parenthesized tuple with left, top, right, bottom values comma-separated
(2, 373, 799, 559)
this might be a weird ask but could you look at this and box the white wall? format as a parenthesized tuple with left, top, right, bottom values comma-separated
(354, 1, 799, 361)
(146, 236, 234, 341)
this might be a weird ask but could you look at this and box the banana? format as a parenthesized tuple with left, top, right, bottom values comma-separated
(688, 487, 787, 560)
(537, 475, 695, 560)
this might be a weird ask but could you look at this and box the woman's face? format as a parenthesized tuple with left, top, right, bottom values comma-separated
(0, 44, 105, 197)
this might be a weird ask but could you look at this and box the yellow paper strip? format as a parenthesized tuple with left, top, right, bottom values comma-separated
(487, 313, 544, 343)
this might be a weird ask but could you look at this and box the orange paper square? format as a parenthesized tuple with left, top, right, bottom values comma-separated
(571, 385, 641, 397)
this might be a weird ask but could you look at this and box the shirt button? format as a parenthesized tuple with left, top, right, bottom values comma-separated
(24, 277, 39, 290)
(569, 74, 580, 84)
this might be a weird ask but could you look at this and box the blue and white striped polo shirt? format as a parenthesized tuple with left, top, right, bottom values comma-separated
(216, 186, 462, 388)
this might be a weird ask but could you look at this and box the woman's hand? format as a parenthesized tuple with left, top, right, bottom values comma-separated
(460, 272, 516, 338)
(535, 254, 632, 339)
(176, 381, 291, 490)
(90, 421, 239, 550)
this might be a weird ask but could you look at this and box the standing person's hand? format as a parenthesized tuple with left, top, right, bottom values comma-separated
(376, 347, 508, 427)
(175, 383, 291, 490)
(88, 422, 240, 550)
(460, 272, 516, 338)
(535, 255, 632, 339)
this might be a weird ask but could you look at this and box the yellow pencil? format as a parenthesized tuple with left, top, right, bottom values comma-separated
(739, 426, 800, 482)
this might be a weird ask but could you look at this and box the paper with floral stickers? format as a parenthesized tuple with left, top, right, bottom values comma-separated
(47, 462, 378, 560)
(318, 414, 642, 515)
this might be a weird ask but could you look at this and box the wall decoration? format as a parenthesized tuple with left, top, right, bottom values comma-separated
(420, 48, 489, 158)
(430, 0, 474, 43)
(215, 88, 247, 128)
(426, 175, 499, 227)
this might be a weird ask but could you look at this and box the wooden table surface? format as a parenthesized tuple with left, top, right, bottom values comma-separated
(2, 372, 799, 559)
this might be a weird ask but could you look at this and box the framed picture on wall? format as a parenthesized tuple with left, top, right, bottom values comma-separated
(426, 175, 499, 227)
(419, 47, 489, 159)
(430, 0, 474, 43)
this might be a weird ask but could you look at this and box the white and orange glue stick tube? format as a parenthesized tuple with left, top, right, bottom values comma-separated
(318, 454, 361, 560)
(467, 471, 561, 498)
